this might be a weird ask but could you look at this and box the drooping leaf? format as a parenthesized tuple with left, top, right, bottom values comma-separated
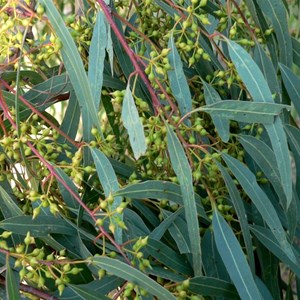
(279, 63, 300, 117)
(202, 81, 230, 142)
(227, 39, 292, 209)
(146, 238, 193, 275)
(254, 43, 281, 102)
(292, 37, 300, 67)
(213, 210, 262, 300)
(199, 100, 288, 124)
(6, 257, 20, 300)
(88, 11, 107, 109)
(168, 34, 192, 123)
(40, 1, 101, 136)
(92, 256, 177, 300)
(250, 225, 300, 277)
(256, 0, 292, 67)
(238, 135, 286, 208)
(217, 162, 255, 273)
(90, 148, 123, 243)
(222, 153, 297, 264)
(167, 126, 202, 276)
(121, 83, 146, 160)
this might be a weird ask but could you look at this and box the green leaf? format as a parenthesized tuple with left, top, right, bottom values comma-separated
(113, 180, 207, 220)
(167, 126, 202, 276)
(6, 257, 20, 300)
(254, 43, 281, 102)
(256, 0, 292, 67)
(222, 153, 297, 264)
(1, 70, 43, 85)
(40, 1, 101, 135)
(279, 63, 300, 117)
(68, 284, 110, 300)
(121, 83, 146, 160)
(146, 238, 193, 275)
(88, 11, 107, 109)
(238, 135, 286, 208)
(250, 225, 300, 277)
(199, 100, 288, 124)
(292, 37, 300, 68)
(149, 207, 184, 240)
(227, 39, 292, 209)
(92, 256, 177, 300)
(0, 216, 76, 237)
(212, 210, 262, 300)
(217, 163, 255, 273)
(0, 186, 23, 218)
(55, 167, 80, 210)
(189, 276, 239, 299)
(168, 34, 192, 122)
(90, 148, 123, 243)
(202, 81, 230, 142)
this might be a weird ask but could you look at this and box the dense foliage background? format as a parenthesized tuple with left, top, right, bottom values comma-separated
(0, 0, 300, 299)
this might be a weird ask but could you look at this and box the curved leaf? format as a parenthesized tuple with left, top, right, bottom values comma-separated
(202, 81, 230, 142)
(168, 34, 192, 123)
(280, 63, 300, 117)
(121, 83, 146, 160)
(167, 126, 202, 275)
(6, 257, 20, 300)
(68, 284, 110, 300)
(40, 1, 101, 136)
(88, 11, 107, 109)
(90, 148, 123, 243)
(256, 0, 292, 67)
(92, 256, 177, 300)
(222, 153, 297, 264)
(227, 39, 292, 209)
(213, 210, 262, 300)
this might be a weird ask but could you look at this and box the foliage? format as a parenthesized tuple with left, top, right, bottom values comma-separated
(0, 0, 300, 299)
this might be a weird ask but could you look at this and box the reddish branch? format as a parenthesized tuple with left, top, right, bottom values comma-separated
(95, 0, 161, 112)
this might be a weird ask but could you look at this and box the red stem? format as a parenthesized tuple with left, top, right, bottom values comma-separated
(95, 0, 161, 112)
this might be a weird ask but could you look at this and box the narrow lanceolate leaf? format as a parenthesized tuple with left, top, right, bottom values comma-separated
(168, 34, 192, 122)
(250, 225, 300, 277)
(292, 37, 300, 68)
(106, 23, 114, 75)
(199, 101, 288, 124)
(113, 180, 207, 219)
(254, 43, 281, 102)
(90, 148, 123, 244)
(68, 284, 110, 300)
(222, 153, 297, 264)
(189, 276, 239, 299)
(228, 39, 292, 209)
(167, 126, 202, 276)
(217, 163, 255, 274)
(92, 257, 177, 300)
(256, 0, 292, 67)
(121, 84, 146, 159)
(0, 216, 76, 237)
(279, 63, 300, 117)
(213, 210, 262, 300)
(88, 11, 107, 109)
(40, 1, 100, 135)
(238, 135, 286, 208)
(202, 81, 230, 142)
(6, 257, 20, 300)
